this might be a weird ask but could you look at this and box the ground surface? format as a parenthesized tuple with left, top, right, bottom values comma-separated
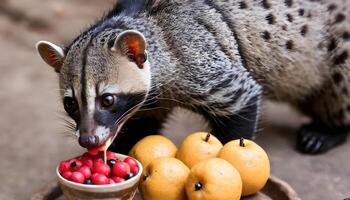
(0, 1, 349, 200)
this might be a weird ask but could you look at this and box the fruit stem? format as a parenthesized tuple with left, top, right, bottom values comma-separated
(240, 138, 245, 147)
(205, 133, 211, 142)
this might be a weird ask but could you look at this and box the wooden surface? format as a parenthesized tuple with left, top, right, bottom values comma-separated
(31, 175, 300, 200)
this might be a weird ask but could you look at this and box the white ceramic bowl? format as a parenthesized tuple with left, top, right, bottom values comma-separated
(57, 153, 143, 200)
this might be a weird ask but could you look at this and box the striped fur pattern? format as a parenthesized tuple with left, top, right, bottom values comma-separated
(37, 0, 350, 154)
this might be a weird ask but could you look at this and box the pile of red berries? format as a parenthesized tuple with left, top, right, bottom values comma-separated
(58, 151, 139, 185)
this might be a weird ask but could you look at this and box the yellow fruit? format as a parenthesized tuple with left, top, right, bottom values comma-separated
(176, 132, 223, 168)
(185, 158, 242, 200)
(129, 135, 177, 167)
(139, 157, 190, 200)
(219, 139, 270, 196)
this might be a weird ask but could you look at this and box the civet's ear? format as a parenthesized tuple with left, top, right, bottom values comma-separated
(36, 41, 65, 73)
(112, 30, 147, 68)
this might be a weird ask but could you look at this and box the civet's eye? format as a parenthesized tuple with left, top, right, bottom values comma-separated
(101, 94, 115, 108)
(63, 97, 78, 114)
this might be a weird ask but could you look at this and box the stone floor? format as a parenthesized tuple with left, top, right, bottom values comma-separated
(0, 1, 349, 200)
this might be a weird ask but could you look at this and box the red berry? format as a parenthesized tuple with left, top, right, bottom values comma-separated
(112, 162, 130, 178)
(61, 171, 72, 180)
(107, 151, 118, 160)
(111, 176, 125, 183)
(91, 173, 108, 185)
(69, 159, 82, 171)
(59, 161, 70, 173)
(77, 166, 92, 179)
(108, 178, 115, 184)
(93, 157, 104, 166)
(70, 172, 85, 184)
(124, 157, 138, 169)
(80, 157, 93, 168)
(130, 165, 139, 175)
(88, 148, 100, 156)
(91, 173, 100, 180)
(93, 163, 111, 176)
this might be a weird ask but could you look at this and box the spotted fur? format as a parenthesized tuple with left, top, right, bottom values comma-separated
(37, 0, 350, 154)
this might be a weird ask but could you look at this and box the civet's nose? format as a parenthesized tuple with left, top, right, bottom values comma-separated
(78, 135, 99, 148)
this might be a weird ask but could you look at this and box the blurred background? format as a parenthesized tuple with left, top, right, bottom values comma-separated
(0, 0, 349, 199)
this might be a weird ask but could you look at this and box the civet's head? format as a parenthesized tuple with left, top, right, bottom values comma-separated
(36, 30, 151, 148)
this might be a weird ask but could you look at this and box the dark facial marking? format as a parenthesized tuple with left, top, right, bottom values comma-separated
(94, 92, 146, 129)
(63, 96, 80, 122)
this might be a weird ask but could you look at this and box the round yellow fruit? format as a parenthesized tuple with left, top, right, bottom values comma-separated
(219, 139, 270, 196)
(176, 132, 223, 168)
(185, 158, 242, 200)
(129, 135, 177, 167)
(139, 157, 190, 200)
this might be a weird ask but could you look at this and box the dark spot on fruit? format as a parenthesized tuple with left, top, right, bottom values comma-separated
(70, 162, 77, 168)
(286, 40, 294, 50)
(343, 32, 350, 40)
(300, 25, 308, 36)
(334, 13, 345, 24)
(285, 0, 293, 7)
(142, 174, 148, 181)
(286, 14, 293, 22)
(332, 72, 343, 85)
(107, 159, 116, 167)
(262, 31, 271, 40)
(328, 38, 337, 52)
(261, 0, 270, 9)
(239, 1, 247, 9)
(124, 172, 135, 180)
(266, 13, 275, 24)
(298, 9, 305, 16)
(84, 179, 92, 184)
(328, 4, 337, 11)
(195, 182, 203, 191)
(334, 51, 348, 65)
